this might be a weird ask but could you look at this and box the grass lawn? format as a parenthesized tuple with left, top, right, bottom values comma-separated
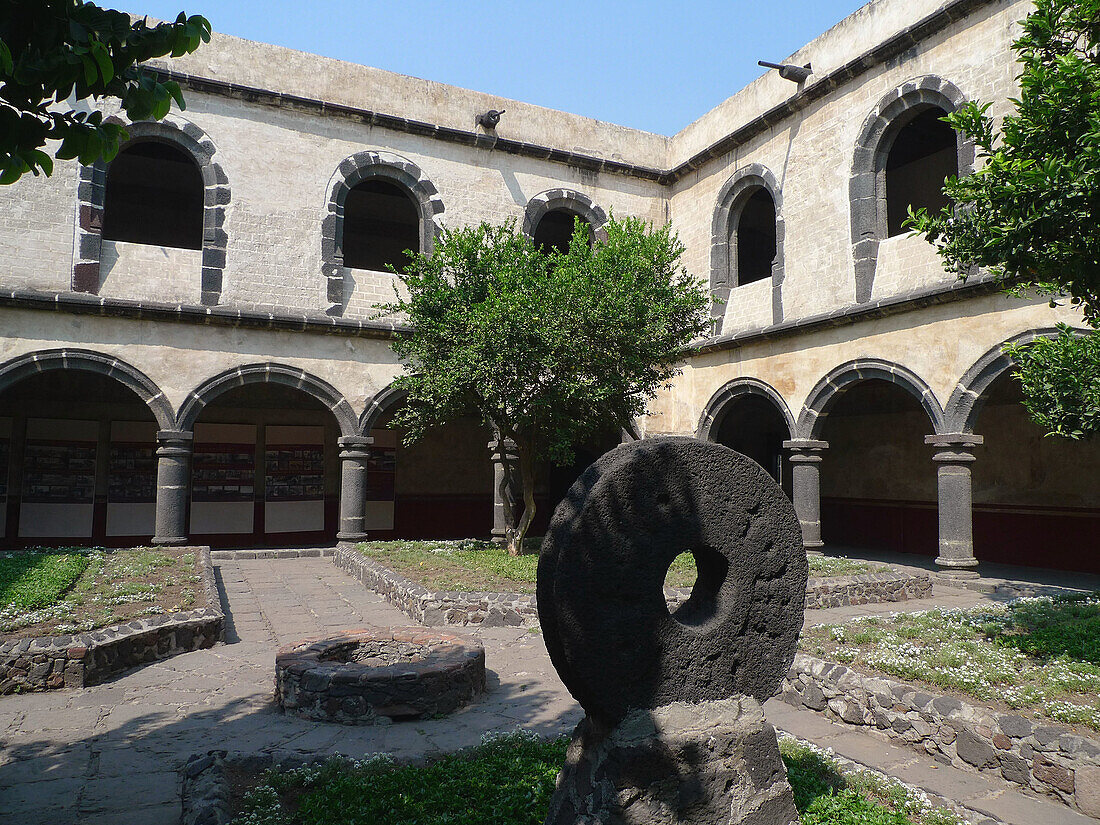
(357, 540, 876, 594)
(801, 593, 1100, 731)
(0, 547, 203, 637)
(231, 731, 964, 825)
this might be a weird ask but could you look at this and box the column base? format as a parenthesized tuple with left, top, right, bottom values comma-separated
(336, 533, 368, 544)
(152, 535, 188, 546)
(935, 556, 980, 578)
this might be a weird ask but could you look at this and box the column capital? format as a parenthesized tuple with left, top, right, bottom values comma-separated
(783, 439, 828, 463)
(338, 435, 374, 449)
(156, 429, 194, 444)
(926, 433, 983, 464)
(924, 433, 983, 448)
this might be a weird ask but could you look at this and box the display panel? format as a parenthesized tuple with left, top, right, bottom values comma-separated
(107, 443, 157, 503)
(191, 444, 256, 503)
(265, 445, 325, 501)
(21, 440, 97, 503)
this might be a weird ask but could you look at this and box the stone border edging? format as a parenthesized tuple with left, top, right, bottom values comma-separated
(334, 545, 537, 628)
(781, 653, 1100, 816)
(210, 547, 334, 560)
(804, 569, 932, 609)
(0, 546, 224, 694)
(334, 546, 931, 629)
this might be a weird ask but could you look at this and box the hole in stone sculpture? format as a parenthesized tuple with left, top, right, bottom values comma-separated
(665, 546, 728, 628)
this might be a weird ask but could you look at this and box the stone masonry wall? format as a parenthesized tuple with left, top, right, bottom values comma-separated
(781, 653, 1100, 816)
(0, 547, 224, 693)
(334, 545, 537, 628)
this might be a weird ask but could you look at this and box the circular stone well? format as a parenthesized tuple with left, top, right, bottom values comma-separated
(275, 628, 486, 725)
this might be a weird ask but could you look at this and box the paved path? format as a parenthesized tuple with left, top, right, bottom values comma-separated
(0, 554, 1094, 824)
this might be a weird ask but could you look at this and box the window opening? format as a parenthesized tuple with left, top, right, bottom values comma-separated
(102, 141, 204, 249)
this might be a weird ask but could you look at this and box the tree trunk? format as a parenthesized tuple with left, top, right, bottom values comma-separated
(506, 443, 538, 556)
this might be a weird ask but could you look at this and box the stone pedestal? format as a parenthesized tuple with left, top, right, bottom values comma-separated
(545, 696, 799, 825)
(925, 433, 983, 577)
(783, 439, 828, 550)
(489, 437, 519, 544)
(337, 436, 373, 542)
(153, 430, 194, 546)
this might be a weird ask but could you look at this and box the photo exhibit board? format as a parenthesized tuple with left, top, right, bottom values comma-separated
(190, 422, 256, 535)
(264, 425, 325, 534)
(0, 418, 9, 537)
(365, 428, 396, 531)
(106, 420, 157, 537)
(19, 418, 98, 538)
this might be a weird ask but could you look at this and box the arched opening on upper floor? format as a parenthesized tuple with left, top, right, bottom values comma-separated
(532, 208, 593, 255)
(885, 106, 958, 237)
(342, 178, 421, 272)
(102, 140, 204, 250)
(733, 188, 777, 286)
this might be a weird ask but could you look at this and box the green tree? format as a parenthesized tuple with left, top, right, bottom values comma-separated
(907, 0, 1100, 438)
(1, 1, 210, 184)
(382, 217, 710, 555)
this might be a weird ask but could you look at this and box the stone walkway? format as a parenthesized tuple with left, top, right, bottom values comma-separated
(0, 554, 1095, 824)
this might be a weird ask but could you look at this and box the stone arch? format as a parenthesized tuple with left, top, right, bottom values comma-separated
(696, 377, 795, 442)
(73, 115, 230, 305)
(849, 76, 973, 303)
(322, 151, 445, 315)
(797, 358, 947, 440)
(710, 164, 786, 332)
(522, 189, 608, 245)
(945, 327, 1085, 433)
(359, 383, 409, 435)
(0, 348, 174, 430)
(176, 363, 359, 437)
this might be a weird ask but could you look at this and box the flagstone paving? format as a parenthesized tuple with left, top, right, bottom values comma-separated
(0, 553, 1095, 824)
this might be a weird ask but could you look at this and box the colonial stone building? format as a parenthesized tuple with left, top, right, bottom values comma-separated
(0, 0, 1095, 573)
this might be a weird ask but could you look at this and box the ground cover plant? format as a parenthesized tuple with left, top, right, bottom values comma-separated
(0, 547, 202, 637)
(801, 593, 1100, 730)
(358, 541, 871, 594)
(230, 730, 965, 825)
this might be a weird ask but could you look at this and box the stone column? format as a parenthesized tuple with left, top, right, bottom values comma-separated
(783, 439, 828, 550)
(153, 430, 193, 546)
(489, 438, 519, 544)
(337, 435, 373, 543)
(925, 433, 983, 577)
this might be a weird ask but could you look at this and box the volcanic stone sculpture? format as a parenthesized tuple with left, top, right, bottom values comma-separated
(538, 436, 808, 825)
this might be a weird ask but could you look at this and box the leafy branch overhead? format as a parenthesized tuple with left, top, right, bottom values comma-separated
(0, 1, 211, 184)
(381, 217, 710, 554)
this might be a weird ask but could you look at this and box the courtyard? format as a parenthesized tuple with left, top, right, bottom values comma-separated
(1, 549, 1097, 824)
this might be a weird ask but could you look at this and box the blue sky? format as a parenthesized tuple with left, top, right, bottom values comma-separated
(125, 1, 869, 135)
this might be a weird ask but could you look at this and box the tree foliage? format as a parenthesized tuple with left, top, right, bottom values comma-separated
(382, 217, 710, 554)
(908, 0, 1100, 438)
(0, 1, 210, 184)
(1003, 324, 1100, 439)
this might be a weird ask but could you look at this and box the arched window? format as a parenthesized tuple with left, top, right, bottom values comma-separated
(102, 140, 203, 249)
(885, 107, 958, 236)
(342, 178, 420, 272)
(732, 188, 777, 285)
(532, 208, 592, 254)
